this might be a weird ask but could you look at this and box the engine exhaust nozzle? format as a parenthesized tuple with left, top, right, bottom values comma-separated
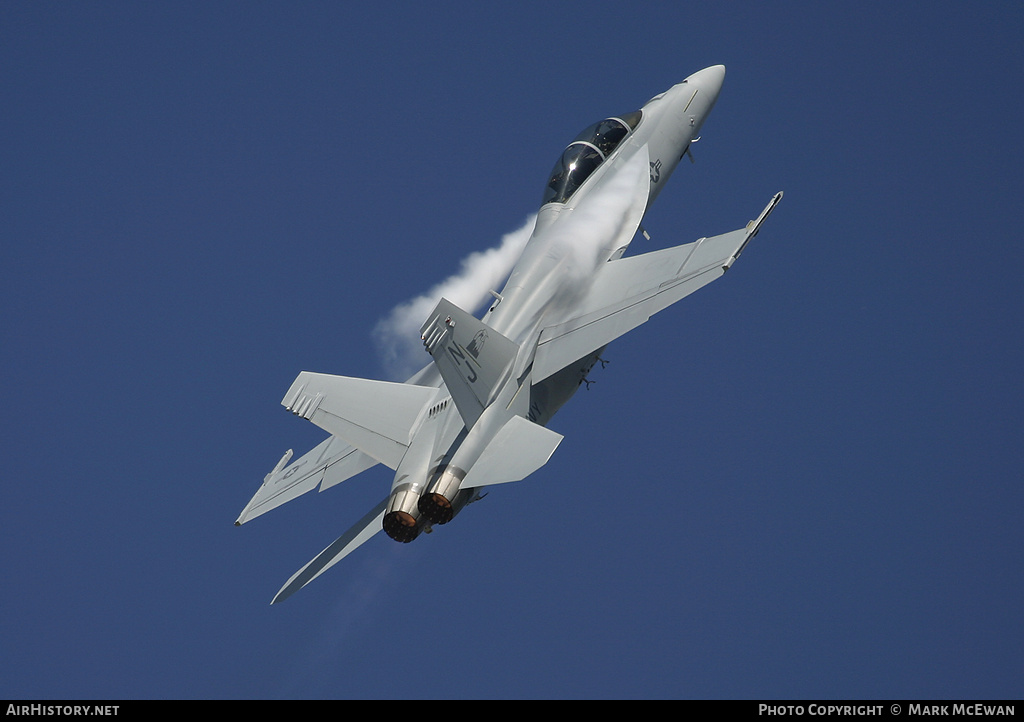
(383, 483, 427, 543)
(418, 466, 466, 525)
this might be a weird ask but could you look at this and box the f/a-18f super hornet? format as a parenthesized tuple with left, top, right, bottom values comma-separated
(237, 65, 782, 603)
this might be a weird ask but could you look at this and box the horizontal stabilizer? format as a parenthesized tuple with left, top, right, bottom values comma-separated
(420, 298, 519, 429)
(272, 497, 388, 604)
(235, 436, 377, 525)
(532, 192, 782, 382)
(283, 372, 438, 470)
(459, 415, 563, 490)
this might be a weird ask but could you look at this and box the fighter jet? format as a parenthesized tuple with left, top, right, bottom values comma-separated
(236, 65, 782, 603)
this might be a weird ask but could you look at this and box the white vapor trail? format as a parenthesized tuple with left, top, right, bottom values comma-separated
(373, 214, 537, 380)
(533, 146, 649, 309)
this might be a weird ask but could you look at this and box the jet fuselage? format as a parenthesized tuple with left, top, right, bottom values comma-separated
(239, 65, 782, 604)
(389, 66, 728, 538)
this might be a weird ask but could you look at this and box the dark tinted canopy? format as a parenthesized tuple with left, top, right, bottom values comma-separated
(542, 111, 642, 205)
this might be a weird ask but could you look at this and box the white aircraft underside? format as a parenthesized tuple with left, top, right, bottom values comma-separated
(235, 65, 782, 603)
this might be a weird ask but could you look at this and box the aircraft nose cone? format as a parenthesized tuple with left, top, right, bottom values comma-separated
(691, 64, 725, 98)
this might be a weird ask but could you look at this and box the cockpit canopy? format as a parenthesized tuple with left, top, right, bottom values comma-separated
(542, 110, 642, 205)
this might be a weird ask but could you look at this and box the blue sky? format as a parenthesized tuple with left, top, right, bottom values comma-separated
(3, 2, 1022, 700)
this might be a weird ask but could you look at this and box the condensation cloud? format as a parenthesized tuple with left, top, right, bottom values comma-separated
(373, 215, 537, 380)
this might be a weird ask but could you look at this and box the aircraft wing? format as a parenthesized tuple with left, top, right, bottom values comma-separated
(532, 192, 782, 382)
(235, 436, 378, 526)
(271, 496, 389, 604)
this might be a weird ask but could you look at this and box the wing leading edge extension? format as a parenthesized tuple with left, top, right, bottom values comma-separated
(532, 192, 782, 382)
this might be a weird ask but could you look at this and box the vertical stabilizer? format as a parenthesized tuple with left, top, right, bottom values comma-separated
(420, 298, 519, 429)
